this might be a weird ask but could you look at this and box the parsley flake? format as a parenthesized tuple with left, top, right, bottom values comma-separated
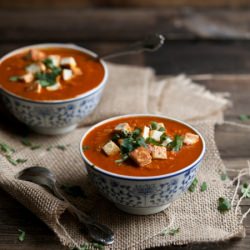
(239, 114, 250, 121)
(18, 229, 26, 242)
(9, 76, 21, 82)
(220, 172, 228, 181)
(161, 227, 180, 236)
(218, 197, 231, 213)
(188, 178, 198, 192)
(200, 181, 207, 192)
(167, 135, 184, 152)
(241, 183, 250, 198)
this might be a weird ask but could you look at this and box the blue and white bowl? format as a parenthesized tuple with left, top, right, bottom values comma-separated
(80, 115, 206, 215)
(0, 44, 108, 135)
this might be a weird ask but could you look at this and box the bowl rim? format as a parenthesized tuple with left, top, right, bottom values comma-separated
(80, 114, 206, 181)
(0, 43, 108, 104)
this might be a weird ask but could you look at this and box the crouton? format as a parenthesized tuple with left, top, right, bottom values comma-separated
(48, 55, 61, 67)
(150, 145, 167, 159)
(149, 130, 163, 142)
(26, 63, 45, 74)
(26, 82, 42, 93)
(142, 126, 150, 139)
(72, 67, 82, 76)
(20, 73, 34, 83)
(129, 146, 152, 167)
(29, 49, 46, 61)
(102, 141, 120, 156)
(114, 123, 132, 134)
(62, 69, 73, 81)
(184, 133, 199, 145)
(46, 82, 61, 91)
(60, 57, 77, 68)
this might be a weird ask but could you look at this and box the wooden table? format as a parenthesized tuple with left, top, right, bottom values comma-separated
(0, 7, 249, 250)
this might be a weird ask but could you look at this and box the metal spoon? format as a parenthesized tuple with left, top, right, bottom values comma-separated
(98, 33, 165, 60)
(16, 166, 114, 245)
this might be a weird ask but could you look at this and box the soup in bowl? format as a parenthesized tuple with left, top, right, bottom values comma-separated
(0, 44, 108, 135)
(80, 114, 206, 215)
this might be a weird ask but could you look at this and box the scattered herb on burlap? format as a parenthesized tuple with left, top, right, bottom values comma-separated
(218, 197, 231, 213)
(161, 227, 180, 236)
(239, 114, 250, 121)
(220, 172, 228, 181)
(200, 181, 207, 192)
(21, 138, 41, 150)
(76, 243, 104, 250)
(241, 183, 250, 198)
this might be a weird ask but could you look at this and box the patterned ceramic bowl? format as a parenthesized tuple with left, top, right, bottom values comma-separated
(80, 114, 206, 215)
(0, 44, 108, 135)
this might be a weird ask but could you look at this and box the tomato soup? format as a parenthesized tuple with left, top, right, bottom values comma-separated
(83, 116, 203, 177)
(0, 47, 105, 101)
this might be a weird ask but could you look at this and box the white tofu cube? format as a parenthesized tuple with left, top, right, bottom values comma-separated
(151, 145, 167, 159)
(149, 130, 164, 142)
(157, 122, 165, 130)
(26, 63, 42, 74)
(48, 55, 61, 67)
(184, 133, 199, 145)
(161, 137, 173, 147)
(62, 69, 73, 81)
(46, 82, 61, 91)
(60, 57, 77, 68)
(142, 126, 150, 139)
(102, 141, 120, 156)
(26, 82, 42, 93)
(20, 73, 34, 83)
(114, 123, 132, 133)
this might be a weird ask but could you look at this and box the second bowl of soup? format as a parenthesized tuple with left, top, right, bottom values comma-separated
(0, 43, 108, 135)
(80, 114, 206, 215)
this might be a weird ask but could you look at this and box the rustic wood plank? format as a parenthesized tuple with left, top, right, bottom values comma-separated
(1, 9, 250, 42)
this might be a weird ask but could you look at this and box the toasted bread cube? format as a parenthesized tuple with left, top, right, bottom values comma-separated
(151, 145, 167, 159)
(29, 49, 46, 61)
(26, 82, 42, 93)
(48, 55, 61, 67)
(102, 141, 120, 156)
(161, 137, 173, 147)
(129, 146, 152, 167)
(20, 73, 34, 83)
(149, 130, 163, 142)
(60, 57, 77, 68)
(184, 133, 199, 145)
(142, 126, 150, 139)
(62, 69, 73, 81)
(114, 123, 132, 134)
(72, 66, 82, 75)
(46, 82, 61, 91)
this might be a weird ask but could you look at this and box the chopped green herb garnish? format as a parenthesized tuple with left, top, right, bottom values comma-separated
(115, 154, 129, 164)
(82, 145, 90, 151)
(35, 66, 61, 87)
(18, 229, 26, 242)
(9, 76, 21, 82)
(111, 133, 120, 142)
(21, 138, 32, 147)
(161, 227, 180, 236)
(6, 156, 27, 166)
(0, 142, 15, 155)
(61, 185, 86, 198)
(239, 114, 250, 121)
(220, 172, 228, 181)
(188, 178, 198, 192)
(218, 197, 231, 213)
(131, 128, 141, 138)
(146, 137, 161, 146)
(43, 58, 55, 69)
(241, 183, 250, 198)
(200, 181, 207, 192)
(76, 243, 104, 250)
(150, 121, 158, 130)
(56, 145, 68, 151)
(168, 135, 184, 152)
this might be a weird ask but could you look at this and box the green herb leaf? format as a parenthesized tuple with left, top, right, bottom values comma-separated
(150, 121, 158, 130)
(161, 227, 180, 236)
(200, 181, 207, 192)
(16, 159, 28, 164)
(21, 138, 32, 147)
(82, 145, 90, 151)
(218, 197, 231, 213)
(115, 154, 129, 164)
(111, 133, 120, 142)
(6, 155, 27, 166)
(77, 242, 104, 250)
(188, 178, 198, 192)
(120, 137, 135, 154)
(9, 76, 21, 82)
(239, 114, 250, 121)
(220, 172, 228, 181)
(0, 142, 15, 155)
(18, 229, 26, 242)
(168, 135, 184, 152)
(56, 145, 67, 151)
(61, 185, 86, 198)
(131, 128, 141, 138)
(146, 137, 161, 146)
(35, 66, 61, 87)
(43, 58, 54, 69)
(241, 183, 250, 198)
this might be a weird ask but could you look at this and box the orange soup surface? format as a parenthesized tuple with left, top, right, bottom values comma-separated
(83, 117, 203, 177)
(0, 47, 105, 100)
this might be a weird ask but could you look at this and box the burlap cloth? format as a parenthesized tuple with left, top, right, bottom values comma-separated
(0, 63, 245, 249)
